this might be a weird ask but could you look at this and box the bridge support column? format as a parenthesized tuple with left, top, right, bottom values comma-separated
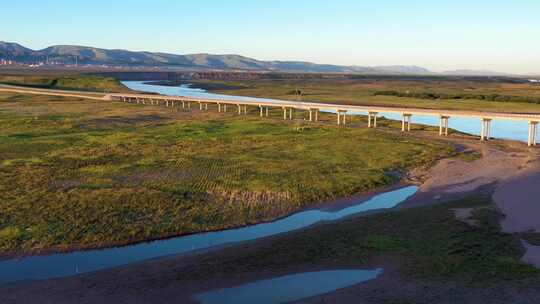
(283, 107, 287, 120)
(259, 105, 263, 117)
(315, 109, 318, 122)
(289, 107, 293, 120)
(439, 115, 450, 136)
(309, 109, 313, 122)
(218, 103, 221, 112)
(528, 121, 538, 147)
(265, 107, 269, 117)
(238, 104, 242, 114)
(337, 110, 347, 125)
(188, 101, 191, 109)
(224, 104, 227, 112)
(401, 113, 412, 132)
(480, 118, 492, 141)
(182, 101, 185, 109)
(368, 112, 378, 128)
(205, 103, 208, 110)
(199, 102, 203, 110)
(243, 105, 247, 115)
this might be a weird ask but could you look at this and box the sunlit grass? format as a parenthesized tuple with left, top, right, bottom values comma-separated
(0, 92, 454, 255)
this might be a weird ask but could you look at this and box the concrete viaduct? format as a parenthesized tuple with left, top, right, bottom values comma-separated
(109, 92, 540, 147)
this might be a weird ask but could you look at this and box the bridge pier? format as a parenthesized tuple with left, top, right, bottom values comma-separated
(205, 103, 208, 110)
(289, 107, 293, 120)
(337, 110, 347, 125)
(528, 121, 538, 147)
(308, 108, 318, 122)
(480, 118, 492, 141)
(265, 107, 269, 117)
(259, 105, 263, 117)
(218, 103, 222, 112)
(368, 112, 378, 128)
(243, 105, 247, 115)
(237, 104, 242, 114)
(224, 104, 227, 112)
(439, 115, 450, 136)
(283, 107, 287, 120)
(401, 113, 412, 132)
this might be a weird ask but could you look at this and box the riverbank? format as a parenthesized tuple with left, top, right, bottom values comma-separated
(0, 91, 454, 258)
(186, 79, 540, 114)
(2, 134, 540, 303)
(3, 83, 540, 302)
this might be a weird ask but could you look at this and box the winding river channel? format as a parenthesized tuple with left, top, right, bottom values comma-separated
(0, 81, 528, 298)
(0, 182, 417, 284)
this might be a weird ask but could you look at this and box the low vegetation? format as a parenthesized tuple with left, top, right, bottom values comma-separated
(373, 90, 540, 104)
(0, 74, 130, 92)
(186, 78, 540, 113)
(186, 196, 539, 284)
(0, 92, 454, 255)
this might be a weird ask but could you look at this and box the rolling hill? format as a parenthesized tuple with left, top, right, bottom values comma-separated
(0, 41, 433, 74)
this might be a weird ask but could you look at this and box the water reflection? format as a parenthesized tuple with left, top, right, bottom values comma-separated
(194, 269, 382, 304)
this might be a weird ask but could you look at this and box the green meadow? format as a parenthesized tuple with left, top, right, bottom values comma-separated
(0, 74, 129, 93)
(0, 91, 453, 255)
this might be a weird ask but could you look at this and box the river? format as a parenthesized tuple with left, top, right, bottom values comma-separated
(0, 80, 524, 296)
(122, 80, 531, 143)
(0, 184, 416, 284)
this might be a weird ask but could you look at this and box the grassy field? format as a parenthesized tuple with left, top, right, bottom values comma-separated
(0, 92, 455, 255)
(184, 195, 539, 285)
(0, 74, 130, 93)
(188, 78, 540, 113)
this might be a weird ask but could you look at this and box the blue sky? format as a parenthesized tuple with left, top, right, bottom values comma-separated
(2, 0, 539, 74)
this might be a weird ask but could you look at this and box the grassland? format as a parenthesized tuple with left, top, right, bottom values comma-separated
(183, 195, 539, 285)
(0, 74, 130, 93)
(188, 78, 540, 113)
(0, 91, 454, 255)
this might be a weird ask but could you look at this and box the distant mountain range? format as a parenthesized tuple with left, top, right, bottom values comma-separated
(0, 41, 515, 76)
